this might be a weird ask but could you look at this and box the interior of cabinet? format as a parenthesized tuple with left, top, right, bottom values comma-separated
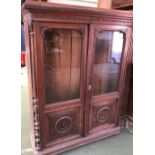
(93, 31, 124, 96)
(43, 28, 82, 104)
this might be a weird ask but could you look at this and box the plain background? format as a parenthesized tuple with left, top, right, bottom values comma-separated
(0, 0, 155, 155)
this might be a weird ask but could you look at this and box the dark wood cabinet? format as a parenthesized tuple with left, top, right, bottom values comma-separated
(22, 1, 132, 154)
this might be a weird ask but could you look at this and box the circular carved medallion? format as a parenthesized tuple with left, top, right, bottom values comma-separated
(55, 116, 72, 134)
(97, 107, 110, 123)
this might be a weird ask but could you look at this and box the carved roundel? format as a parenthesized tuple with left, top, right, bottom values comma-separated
(55, 116, 72, 134)
(97, 107, 110, 123)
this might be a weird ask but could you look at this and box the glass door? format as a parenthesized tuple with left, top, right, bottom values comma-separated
(34, 22, 87, 146)
(85, 24, 129, 134)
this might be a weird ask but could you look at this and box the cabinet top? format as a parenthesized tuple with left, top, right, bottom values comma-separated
(22, 1, 132, 18)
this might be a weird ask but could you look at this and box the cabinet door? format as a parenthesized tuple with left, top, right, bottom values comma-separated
(85, 24, 131, 134)
(34, 22, 87, 147)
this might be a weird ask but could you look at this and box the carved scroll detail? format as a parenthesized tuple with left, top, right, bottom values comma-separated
(33, 98, 41, 150)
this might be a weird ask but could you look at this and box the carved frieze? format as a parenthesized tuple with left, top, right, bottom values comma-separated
(29, 13, 132, 26)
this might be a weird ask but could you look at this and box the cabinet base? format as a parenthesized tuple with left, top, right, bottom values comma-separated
(30, 127, 120, 155)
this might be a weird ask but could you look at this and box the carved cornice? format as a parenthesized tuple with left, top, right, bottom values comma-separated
(24, 2, 132, 27)
(22, 1, 132, 27)
(29, 13, 132, 26)
(22, 1, 132, 18)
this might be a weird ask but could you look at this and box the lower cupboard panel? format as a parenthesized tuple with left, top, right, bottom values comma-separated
(89, 99, 117, 132)
(44, 106, 83, 146)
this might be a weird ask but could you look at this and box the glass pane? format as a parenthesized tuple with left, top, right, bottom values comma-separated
(92, 31, 124, 96)
(43, 28, 82, 104)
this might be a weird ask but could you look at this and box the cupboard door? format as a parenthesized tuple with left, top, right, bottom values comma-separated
(34, 22, 87, 147)
(86, 24, 130, 134)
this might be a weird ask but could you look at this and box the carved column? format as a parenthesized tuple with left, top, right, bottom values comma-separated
(28, 18, 42, 150)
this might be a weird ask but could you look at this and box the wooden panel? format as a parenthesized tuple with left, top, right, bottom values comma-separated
(45, 106, 82, 145)
(89, 99, 116, 132)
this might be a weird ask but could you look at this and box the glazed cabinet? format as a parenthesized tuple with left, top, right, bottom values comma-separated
(22, 1, 132, 154)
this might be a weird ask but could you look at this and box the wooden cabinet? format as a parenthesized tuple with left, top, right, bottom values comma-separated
(22, 1, 132, 154)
